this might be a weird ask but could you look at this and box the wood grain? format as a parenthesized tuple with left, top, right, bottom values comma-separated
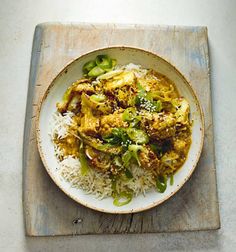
(23, 23, 220, 236)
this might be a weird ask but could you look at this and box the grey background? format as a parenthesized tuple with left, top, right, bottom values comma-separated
(0, 0, 235, 251)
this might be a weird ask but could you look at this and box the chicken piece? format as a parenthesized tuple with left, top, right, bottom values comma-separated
(116, 85, 137, 108)
(78, 93, 100, 136)
(67, 96, 80, 112)
(138, 75, 161, 93)
(54, 135, 80, 158)
(79, 112, 99, 137)
(80, 93, 112, 115)
(173, 139, 187, 153)
(74, 83, 95, 94)
(100, 109, 128, 135)
(57, 80, 94, 113)
(172, 98, 190, 124)
(104, 71, 135, 91)
(141, 112, 176, 140)
(139, 146, 160, 173)
(161, 151, 179, 169)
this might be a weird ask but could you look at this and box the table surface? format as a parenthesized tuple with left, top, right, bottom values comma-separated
(0, 0, 235, 251)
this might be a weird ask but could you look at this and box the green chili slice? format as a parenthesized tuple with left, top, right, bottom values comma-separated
(170, 174, 174, 186)
(124, 168, 133, 179)
(156, 175, 167, 193)
(79, 143, 90, 176)
(122, 107, 136, 122)
(129, 118, 141, 128)
(128, 144, 144, 166)
(122, 150, 132, 168)
(82, 60, 96, 74)
(113, 192, 133, 207)
(127, 128, 149, 144)
(152, 99, 163, 112)
(95, 55, 112, 70)
(103, 128, 130, 146)
(113, 156, 123, 168)
(90, 94, 106, 102)
(135, 83, 163, 112)
(88, 66, 105, 77)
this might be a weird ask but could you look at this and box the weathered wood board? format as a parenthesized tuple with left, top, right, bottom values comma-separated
(23, 23, 220, 236)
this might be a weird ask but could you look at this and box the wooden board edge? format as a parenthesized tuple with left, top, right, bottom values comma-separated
(25, 223, 221, 237)
(22, 24, 44, 236)
(35, 21, 208, 32)
(203, 28, 221, 228)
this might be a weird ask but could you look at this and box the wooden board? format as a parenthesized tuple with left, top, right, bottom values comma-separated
(23, 23, 220, 236)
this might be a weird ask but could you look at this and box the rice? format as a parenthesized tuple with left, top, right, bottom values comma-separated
(50, 112, 156, 199)
(60, 155, 155, 199)
(49, 111, 75, 139)
(60, 156, 113, 199)
(122, 63, 148, 78)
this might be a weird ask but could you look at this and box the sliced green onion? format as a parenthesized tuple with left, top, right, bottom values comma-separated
(124, 168, 133, 179)
(122, 107, 136, 122)
(79, 143, 90, 176)
(95, 55, 112, 70)
(127, 128, 149, 144)
(96, 58, 118, 77)
(88, 66, 105, 77)
(82, 60, 96, 74)
(129, 118, 140, 128)
(170, 174, 174, 186)
(113, 192, 133, 207)
(156, 175, 167, 193)
(135, 83, 163, 112)
(103, 128, 129, 146)
(152, 99, 163, 112)
(113, 156, 123, 167)
(98, 70, 122, 80)
(95, 143, 122, 154)
(128, 144, 144, 166)
(111, 176, 117, 194)
(90, 94, 106, 102)
(137, 82, 146, 92)
(122, 150, 132, 168)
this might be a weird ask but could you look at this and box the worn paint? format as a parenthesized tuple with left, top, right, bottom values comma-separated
(191, 50, 207, 67)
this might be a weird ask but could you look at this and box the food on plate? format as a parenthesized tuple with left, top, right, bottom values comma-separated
(50, 54, 192, 206)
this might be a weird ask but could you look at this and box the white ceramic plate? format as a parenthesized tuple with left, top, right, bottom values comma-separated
(37, 46, 204, 214)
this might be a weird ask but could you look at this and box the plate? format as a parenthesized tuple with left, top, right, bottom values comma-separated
(36, 46, 204, 214)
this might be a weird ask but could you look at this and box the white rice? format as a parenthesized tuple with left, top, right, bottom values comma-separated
(49, 111, 75, 139)
(59, 154, 156, 199)
(122, 63, 148, 78)
(60, 156, 113, 199)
